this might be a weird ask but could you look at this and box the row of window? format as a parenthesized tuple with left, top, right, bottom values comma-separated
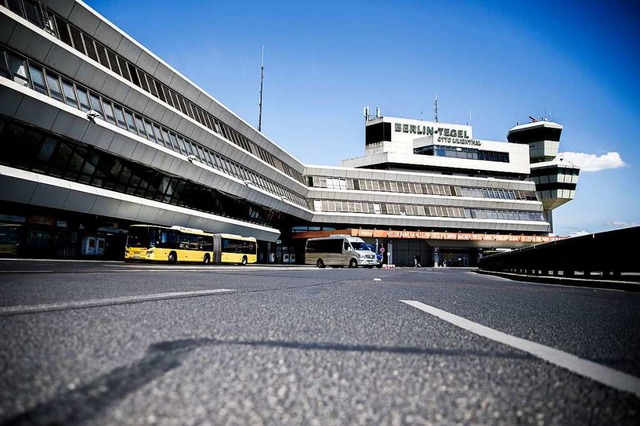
(530, 166, 580, 177)
(457, 186, 537, 201)
(413, 145, 510, 163)
(0, 47, 307, 208)
(308, 176, 538, 201)
(311, 199, 545, 222)
(221, 239, 257, 254)
(1, 0, 305, 184)
(0, 117, 284, 227)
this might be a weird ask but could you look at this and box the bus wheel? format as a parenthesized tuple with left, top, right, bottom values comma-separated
(241, 256, 248, 266)
(203, 254, 210, 264)
(349, 259, 358, 268)
(168, 252, 177, 264)
(316, 259, 325, 268)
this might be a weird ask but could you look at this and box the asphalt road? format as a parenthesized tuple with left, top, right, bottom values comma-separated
(0, 260, 639, 425)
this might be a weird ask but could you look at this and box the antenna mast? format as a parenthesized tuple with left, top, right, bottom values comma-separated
(433, 94, 439, 122)
(258, 46, 264, 132)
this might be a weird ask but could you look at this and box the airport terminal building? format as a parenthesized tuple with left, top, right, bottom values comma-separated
(0, 0, 580, 266)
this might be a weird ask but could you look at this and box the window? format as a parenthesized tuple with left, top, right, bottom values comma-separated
(80, 152, 99, 184)
(187, 141, 197, 156)
(221, 158, 231, 174)
(139, 72, 150, 92)
(170, 91, 181, 111)
(227, 162, 237, 177)
(148, 76, 158, 97)
(7, 52, 29, 87)
(84, 38, 98, 61)
(0, 51, 10, 78)
(48, 141, 72, 178)
(102, 99, 116, 125)
(29, 134, 56, 173)
(113, 105, 127, 129)
(176, 136, 188, 155)
(69, 26, 86, 55)
(196, 145, 205, 163)
(143, 120, 155, 142)
(134, 115, 146, 137)
(6, 0, 25, 16)
(163, 87, 175, 108)
(202, 148, 214, 167)
(185, 101, 195, 119)
(76, 86, 91, 112)
(152, 124, 165, 146)
(124, 109, 137, 134)
(46, 72, 64, 102)
(88, 92, 104, 116)
(155, 81, 166, 102)
(161, 128, 171, 149)
(107, 50, 121, 76)
(57, 21, 73, 46)
(61, 79, 78, 108)
(178, 97, 189, 116)
(28, 64, 47, 94)
(202, 111, 213, 130)
(96, 43, 109, 69)
(168, 132, 179, 152)
(127, 63, 140, 86)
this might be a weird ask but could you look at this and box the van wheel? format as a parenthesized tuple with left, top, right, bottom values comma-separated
(349, 259, 358, 268)
(316, 259, 325, 268)
(203, 254, 210, 264)
(241, 256, 248, 266)
(168, 252, 177, 264)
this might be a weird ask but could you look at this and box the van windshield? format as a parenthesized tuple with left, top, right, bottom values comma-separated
(351, 242, 370, 251)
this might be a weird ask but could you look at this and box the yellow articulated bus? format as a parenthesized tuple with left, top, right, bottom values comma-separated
(217, 233, 258, 265)
(124, 224, 257, 265)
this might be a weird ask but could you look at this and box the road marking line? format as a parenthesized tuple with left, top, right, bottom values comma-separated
(400, 300, 640, 398)
(0, 289, 234, 315)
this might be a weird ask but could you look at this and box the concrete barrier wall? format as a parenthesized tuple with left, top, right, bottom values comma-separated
(478, 226, 640, 281)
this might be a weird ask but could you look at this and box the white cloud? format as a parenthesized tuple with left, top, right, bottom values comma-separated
(557, 152, 626, 172)
(606, 221, 638, 228)
(564, 231, 590, 238)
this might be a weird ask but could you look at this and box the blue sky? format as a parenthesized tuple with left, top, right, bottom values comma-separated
(86, 0, 639, 237)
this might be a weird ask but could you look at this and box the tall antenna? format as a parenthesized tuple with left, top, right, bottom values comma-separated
(258, 46, 265, 132)
(433, 94, 438, 122)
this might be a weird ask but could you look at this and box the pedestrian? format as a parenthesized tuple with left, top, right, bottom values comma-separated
(414, 254, 421, 267)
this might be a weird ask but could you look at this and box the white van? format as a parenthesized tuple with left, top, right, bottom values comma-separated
(305, 235, 380, 268)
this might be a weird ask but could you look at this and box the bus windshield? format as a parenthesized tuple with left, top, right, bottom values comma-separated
(126, 226, 150, 248)
(351, 241, 370, 251)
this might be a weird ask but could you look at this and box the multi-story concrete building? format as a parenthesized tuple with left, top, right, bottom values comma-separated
(0, 0, 579, 266)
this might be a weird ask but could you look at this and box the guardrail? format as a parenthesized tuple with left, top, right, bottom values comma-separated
(478, 226, 640, 284)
